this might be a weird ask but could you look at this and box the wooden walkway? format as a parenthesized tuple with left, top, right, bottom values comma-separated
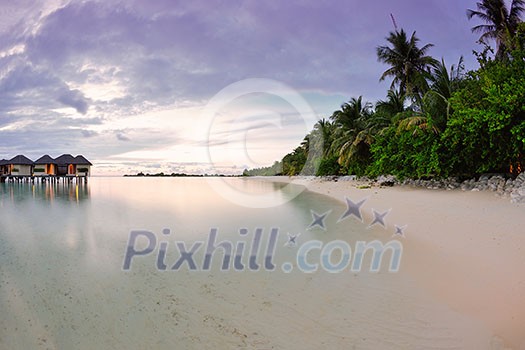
(0, 175, 88, 184)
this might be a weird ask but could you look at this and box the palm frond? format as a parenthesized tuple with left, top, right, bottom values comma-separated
(397, 114, 440, 135)
(510, 0, 525, 23)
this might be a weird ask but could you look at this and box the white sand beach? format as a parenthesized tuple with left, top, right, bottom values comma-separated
(255, 176, 525, 349)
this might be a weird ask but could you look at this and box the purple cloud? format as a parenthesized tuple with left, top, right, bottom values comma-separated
(0, 0, 484, 174)
(57, 88, 90, 114)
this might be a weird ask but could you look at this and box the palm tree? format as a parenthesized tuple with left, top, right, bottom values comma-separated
(329, 97, 373, 169)
(330, 96, 372, 131)
(428, 57, 465, 101)
(375, 89, 407, 119)
(425, 57, 465, 127)
(396, 56, 465, 136)
(376, 29, 438, 102)
(467, 0, 525, 58)
(312, 118, 335, 157)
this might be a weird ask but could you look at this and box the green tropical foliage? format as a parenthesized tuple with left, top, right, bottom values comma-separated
(246, 5, 524, 179)
(442, 48, 525, 175)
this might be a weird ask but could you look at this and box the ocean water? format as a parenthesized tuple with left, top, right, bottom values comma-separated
(0, 178, 342, 348)
(0, 178, 486, 349)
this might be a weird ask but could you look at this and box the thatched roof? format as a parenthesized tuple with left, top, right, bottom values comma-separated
(73, 155, 92, 165)
(54, 154, 76, 165)
(1, 154, 92, 166)
(8, 155, 34, 165)
(34, 155, 56, 164)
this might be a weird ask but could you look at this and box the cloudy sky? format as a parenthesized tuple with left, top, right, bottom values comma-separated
(0, 0, 485, 175)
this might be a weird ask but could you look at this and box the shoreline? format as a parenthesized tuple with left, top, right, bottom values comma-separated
(256, 176, 525, 349)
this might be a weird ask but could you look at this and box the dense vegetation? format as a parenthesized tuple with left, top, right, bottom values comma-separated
(244, 0, 525, 179)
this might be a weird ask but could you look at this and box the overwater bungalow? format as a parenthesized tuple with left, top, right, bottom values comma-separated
(7, 155, 34, 176)
(54, 154, 92, 176)
(73, 155, 92, 176)
(0, 159, 8, 175)
(34, 155, 57, 176)
(55, 154, 76, 176)
(0, 154, 92, 182)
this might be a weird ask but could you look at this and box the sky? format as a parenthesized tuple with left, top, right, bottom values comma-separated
(0, 0, 487, 175)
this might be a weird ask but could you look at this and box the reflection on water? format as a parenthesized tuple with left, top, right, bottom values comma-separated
(0, 177, 350, 349)
(0, 177, 492, 349)
(1, 178, 442, 349)
(0, 181, 90, 204)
